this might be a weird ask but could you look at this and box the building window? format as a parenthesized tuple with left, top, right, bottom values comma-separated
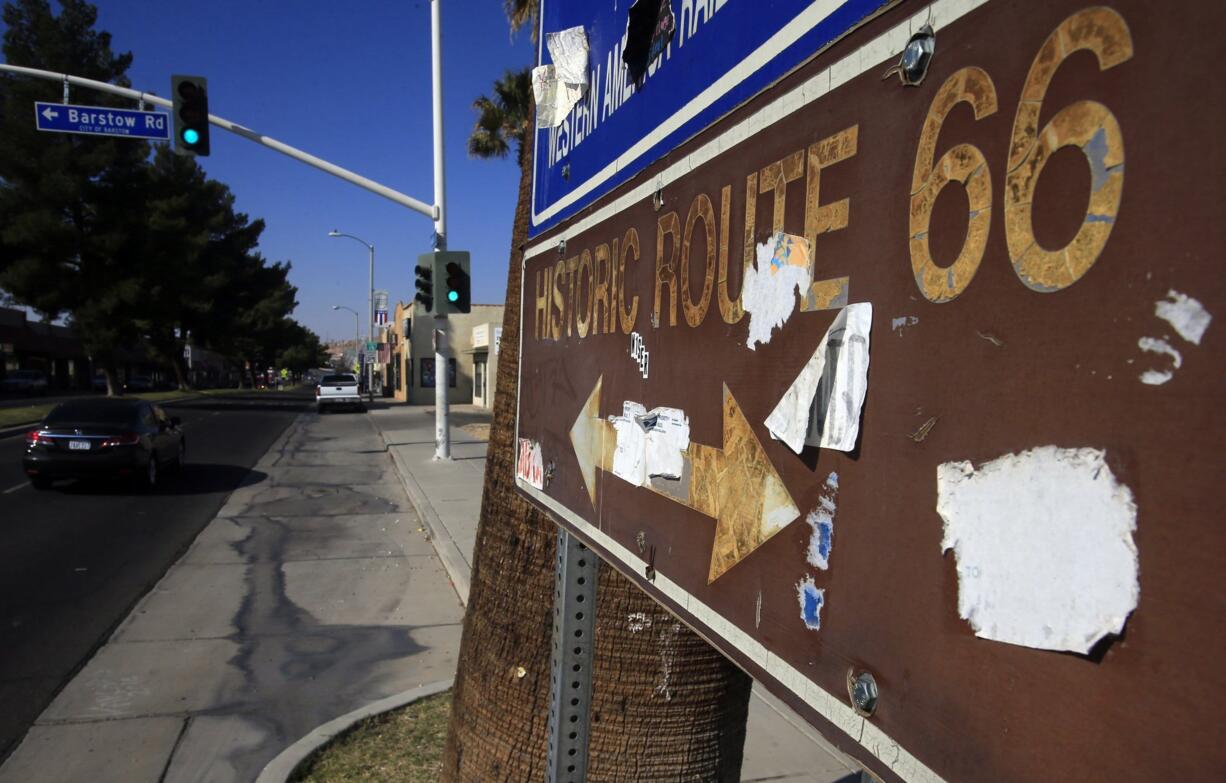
(474, 358, 485, 399)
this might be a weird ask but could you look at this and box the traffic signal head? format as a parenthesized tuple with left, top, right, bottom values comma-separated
(171, 75, 210, 157)
(443, 253, 471, 314)
(414, 261, 434, 314)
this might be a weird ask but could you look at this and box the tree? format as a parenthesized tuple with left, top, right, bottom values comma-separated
(135, 147, 223, 389)
(0, 0, 149, 396)
(275, 319, 328, 374)
(443, 19, 751, 783)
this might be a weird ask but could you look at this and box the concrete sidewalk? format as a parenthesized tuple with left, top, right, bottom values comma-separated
(369, 402, 864, 783)
(0, 411, 463, 782)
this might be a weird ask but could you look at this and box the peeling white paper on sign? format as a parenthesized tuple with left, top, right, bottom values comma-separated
(1154, 289, 1211, 345)
(533, 26, 589, 128)
(742, 232, 811, 350)
(609, 402, 690, 485)
(765, 302, 872, 453)
(642, 407, 689, 479)
(937, 446, 1139, 654)
(609, 401, 648, 486)
(1137, 336, 1181, 385)
(546, 26, 589, 85)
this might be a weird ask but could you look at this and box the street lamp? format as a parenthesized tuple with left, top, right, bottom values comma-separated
(331, 304, 360, 346)
(328, 230, 375, 400)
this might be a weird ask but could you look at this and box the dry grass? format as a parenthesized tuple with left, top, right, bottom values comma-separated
(291, 692, 451, 782)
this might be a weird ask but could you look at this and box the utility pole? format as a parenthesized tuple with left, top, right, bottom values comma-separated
(431, 0, 451, 461)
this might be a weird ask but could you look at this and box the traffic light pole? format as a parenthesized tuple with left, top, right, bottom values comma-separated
(430, 0, 451, 461)
(433, 325, 450, 461)
(0, 63, 436, 219)
(3, 0, 454, 457)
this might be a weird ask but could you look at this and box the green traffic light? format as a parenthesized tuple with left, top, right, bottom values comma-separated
(447, 290, 459, 303)
(182, 128, 200, 145)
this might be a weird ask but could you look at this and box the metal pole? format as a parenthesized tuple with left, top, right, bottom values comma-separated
(430, 0, 451, 459)
(547, 530, 598, 783)
(433, 324, 450, 460)
(368, 243, 375, 401)
(0, 62, 437, 219)
(430, 0, 446, 250)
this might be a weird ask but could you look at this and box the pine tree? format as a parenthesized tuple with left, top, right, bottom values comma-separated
(0, 0, 150, 395)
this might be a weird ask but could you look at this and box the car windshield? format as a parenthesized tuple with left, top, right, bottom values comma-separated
(44, 401, 139, 427)
(321, 375, 356, 385)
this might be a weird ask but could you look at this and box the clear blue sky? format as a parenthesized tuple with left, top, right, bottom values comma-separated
(7, 1, 535, 341)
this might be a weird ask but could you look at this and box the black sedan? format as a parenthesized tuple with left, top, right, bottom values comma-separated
(22, 399, 185, 490)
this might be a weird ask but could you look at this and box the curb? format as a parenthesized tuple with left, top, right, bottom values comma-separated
(254, 678, 455, 783)
(379, 429, 472, 607)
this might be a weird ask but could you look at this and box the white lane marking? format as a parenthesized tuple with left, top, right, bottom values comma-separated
(3, 481, 29, 494)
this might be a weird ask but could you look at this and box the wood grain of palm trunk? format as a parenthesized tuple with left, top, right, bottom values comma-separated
(443, 94, 750, 782)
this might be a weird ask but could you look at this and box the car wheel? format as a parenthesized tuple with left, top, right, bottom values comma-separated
(30, 476, 53, 490)
(144, 456, 158, 488)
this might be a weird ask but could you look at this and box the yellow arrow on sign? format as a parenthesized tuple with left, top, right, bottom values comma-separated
(570, 376, 799, 582)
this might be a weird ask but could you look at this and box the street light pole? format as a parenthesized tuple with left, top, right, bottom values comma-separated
(331, 305, 360, 367)
(328, 231, 376, 401)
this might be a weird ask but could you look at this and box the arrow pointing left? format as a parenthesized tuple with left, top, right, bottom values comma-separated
(41, 106, 58, 121)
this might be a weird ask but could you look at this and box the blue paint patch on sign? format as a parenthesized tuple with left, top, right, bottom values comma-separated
(805, 472, 839, 569)
(798, 577, 824, 631)
(34, 101, 170, 141)
(807, 512, 834, 569)
(530, 0, 891, 237)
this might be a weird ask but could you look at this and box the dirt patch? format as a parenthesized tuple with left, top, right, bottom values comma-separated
(461, 423, 490, 441)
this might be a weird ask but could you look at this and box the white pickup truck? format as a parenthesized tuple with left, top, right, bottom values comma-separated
(315, 373, 364, 413)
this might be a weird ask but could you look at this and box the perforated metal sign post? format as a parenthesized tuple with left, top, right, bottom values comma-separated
(546, 531, 599, 783)
(516, 1, 1226, 782)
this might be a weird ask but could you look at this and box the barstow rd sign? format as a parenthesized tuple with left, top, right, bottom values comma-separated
(34, 101, 170, 140)
(516, 1, 1225, 782)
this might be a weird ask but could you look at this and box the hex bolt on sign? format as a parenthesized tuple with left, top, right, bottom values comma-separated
(848, 669, 879, 716)
(882, 23, 935, 86)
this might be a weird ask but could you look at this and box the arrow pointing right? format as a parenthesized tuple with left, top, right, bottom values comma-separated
(569, 376, 799, 582)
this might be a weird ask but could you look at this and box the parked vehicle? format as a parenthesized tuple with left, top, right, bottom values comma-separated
(1, 369, 49, 396)
(22, 399, 185, 490)
(316, 373, 363, 413)
(124, 376, 154, 393)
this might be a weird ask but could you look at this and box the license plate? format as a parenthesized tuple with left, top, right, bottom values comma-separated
(68, 440, 90, 451)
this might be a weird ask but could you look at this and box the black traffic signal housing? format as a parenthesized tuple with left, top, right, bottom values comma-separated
(443, 252, 471, 314)
(414, 259, 434, 314)
(171, 75, 210, 156)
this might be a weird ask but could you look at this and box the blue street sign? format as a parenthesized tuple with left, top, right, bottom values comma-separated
(34, 101, 170, 141)
(530, 0, 889, 237)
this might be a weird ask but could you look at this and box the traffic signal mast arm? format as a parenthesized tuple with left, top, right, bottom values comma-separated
(0, 62, 437, 220)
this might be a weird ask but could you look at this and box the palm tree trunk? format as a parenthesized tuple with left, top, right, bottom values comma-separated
(442, 100, 751, 781)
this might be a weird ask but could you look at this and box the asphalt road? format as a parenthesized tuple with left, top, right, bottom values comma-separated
(0, 390, 310, 762)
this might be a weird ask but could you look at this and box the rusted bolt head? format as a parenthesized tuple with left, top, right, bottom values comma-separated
(850, 671, 878, 716)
